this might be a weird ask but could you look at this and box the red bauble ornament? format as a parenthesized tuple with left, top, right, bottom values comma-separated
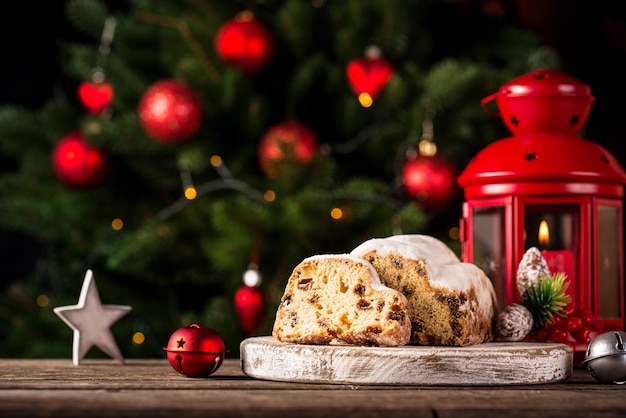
(235, 285, 265, 335)
(138, 79, 202, 144)
(234, 264, 266, 335)
(346, 47, 393, 105)
(52, 131, 107, 188)
(215, 12, 274, 75)
(78, 81, 113, 114)
(164, 324, 226, 378)
(402, 154, 457, 212)
(257, 121, 318, 178)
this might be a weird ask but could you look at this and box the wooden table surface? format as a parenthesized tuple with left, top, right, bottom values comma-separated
(0, 358, 624, 418)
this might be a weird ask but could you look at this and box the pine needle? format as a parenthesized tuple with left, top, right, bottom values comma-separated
(522, 273, 572, 329)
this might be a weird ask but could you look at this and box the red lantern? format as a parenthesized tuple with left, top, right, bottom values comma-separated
(163, 324, 226, 378)
(215, 12, 274, 75)
(458, 69, 626, 365)
(346, 46, 393, 107)
(402, 153, 457, 212)
(52, 131, 107, 188)
(138, 79, 202, 144)
(78, 81, 113, 114)
(257, 121, 318, 178)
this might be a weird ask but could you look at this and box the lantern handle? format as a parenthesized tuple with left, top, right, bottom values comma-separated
(481, 92, 500, 117)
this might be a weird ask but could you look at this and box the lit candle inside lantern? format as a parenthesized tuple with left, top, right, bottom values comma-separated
(538, 219, 575, 302)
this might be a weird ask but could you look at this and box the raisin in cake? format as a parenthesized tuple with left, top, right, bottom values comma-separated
(350, 235, 497, 346)
(272, 254, 411, 347)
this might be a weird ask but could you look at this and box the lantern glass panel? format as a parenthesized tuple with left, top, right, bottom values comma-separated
(598, 204, 620, 319)
(472, 205, 505, 305)
(524, 205, 578, 309)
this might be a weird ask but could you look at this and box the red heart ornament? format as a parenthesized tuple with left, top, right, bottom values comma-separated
(346, 57, 393, 102)
(78, 81, 113, 113)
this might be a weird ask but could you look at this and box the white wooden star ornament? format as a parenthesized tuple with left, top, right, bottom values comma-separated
(54, 269, 132, 365)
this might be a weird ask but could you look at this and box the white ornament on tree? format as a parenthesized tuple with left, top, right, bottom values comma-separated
(53, 269, 132, 365)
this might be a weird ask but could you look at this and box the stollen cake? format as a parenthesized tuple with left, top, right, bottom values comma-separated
(350, 235, 497, 346)
(272, 254, 411, 347)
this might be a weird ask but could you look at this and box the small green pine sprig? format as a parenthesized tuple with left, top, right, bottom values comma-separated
(522, 273, 572, 330)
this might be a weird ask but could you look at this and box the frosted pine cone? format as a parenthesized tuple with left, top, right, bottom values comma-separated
(516, 247, 551, 297)
(495, 303, 534, 342)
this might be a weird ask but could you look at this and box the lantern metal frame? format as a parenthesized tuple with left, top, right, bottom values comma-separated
(458, 69, 626, 363)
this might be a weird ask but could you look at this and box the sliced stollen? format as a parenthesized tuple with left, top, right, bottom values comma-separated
(272, 254, 411, 347)
(351, 234, 497, 346)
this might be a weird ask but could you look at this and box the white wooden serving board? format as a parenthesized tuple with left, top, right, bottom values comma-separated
(240, 336, 572, 386)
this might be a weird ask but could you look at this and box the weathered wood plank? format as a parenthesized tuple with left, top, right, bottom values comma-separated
(0, 358, 624, 418)
(241, 336, 572, 385)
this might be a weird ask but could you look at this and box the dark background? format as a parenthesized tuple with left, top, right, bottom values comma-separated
(1, 0, 625, 289)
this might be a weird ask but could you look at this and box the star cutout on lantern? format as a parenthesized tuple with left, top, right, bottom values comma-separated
(177, 338, 186, 348)
(54, 269, 132, 365)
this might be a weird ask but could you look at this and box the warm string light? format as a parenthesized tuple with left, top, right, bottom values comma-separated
(358, 93, 373, 108)
(264, 190, 276, 202)
(418, 117, 437, 157)
(36, 295, 49, 308)
(184, 187, 197, 200)
(180, 169, 196, 200)
(330, 207, 343, 219)
(210, 154, 222, 167)
(132, 331, 145, 345)
(111, 218, 124, 230)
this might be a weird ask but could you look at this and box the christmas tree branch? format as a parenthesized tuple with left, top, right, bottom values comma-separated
(326, 190, 402, 207)
(137, 11, 220, 83)
(156, 178, 268, 222)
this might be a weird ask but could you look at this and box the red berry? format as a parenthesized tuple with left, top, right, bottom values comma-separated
(549, 326, 569, 343)
(547, 315, 564, 329)
(571, 326, 592, 343)
(578, 308, 596, 326)
(564, 303, 576, 318)
(567, 316, 583, 331)
(533, 328, 549, 342)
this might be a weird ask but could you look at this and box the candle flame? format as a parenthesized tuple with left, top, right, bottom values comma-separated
(538, 220, 550, 247)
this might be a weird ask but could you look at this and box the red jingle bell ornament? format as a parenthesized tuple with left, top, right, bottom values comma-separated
(402, 152, 457, 212)
(138, 79, 202, 144)
(215, 11, 274, 75)
(234, 264, 266, 335)
(52, 131, 107, 188)
(346, 46, 393, 107)
(164, 324, 226, 378)
(257, 121, 318, 178)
